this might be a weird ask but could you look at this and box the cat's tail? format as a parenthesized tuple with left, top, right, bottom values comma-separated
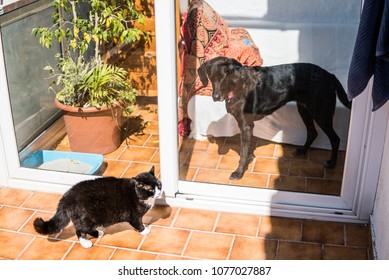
(33, 207, 69, 235)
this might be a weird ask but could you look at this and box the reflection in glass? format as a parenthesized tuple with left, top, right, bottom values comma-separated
(1, 6, 61, 152)
(178, 0, 359, 195)
(1, 1, 159, 177)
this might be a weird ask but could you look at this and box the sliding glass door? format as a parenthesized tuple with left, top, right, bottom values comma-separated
(155, 0, 388, 222)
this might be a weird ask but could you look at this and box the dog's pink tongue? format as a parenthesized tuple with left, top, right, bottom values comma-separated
(227, 92, 234, 102)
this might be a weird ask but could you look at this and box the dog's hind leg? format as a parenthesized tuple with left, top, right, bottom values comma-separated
(315, 118, 340, 169)
(294, 104, 318, 157)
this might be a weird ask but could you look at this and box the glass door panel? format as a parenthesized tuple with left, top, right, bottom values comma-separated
(1, 0, 159, 178)
(177, 0, 359, 196)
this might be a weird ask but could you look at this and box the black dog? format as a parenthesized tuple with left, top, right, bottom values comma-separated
(198, 56, 351, 180)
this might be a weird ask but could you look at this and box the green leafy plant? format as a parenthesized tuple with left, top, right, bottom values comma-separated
(32, 0, 149, 114)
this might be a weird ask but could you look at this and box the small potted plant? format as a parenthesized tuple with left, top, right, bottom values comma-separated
(32, 0, 149, 154)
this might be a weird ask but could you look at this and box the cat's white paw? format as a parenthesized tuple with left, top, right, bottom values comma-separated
(79, 237, 93, 248)
(139, 227, 150, 235)
(97, 229, 105, 238)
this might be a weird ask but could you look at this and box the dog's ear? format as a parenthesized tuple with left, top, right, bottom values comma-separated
(198, 61, 209, 86)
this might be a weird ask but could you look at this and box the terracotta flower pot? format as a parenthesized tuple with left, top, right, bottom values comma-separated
(55, 98, 122, 154)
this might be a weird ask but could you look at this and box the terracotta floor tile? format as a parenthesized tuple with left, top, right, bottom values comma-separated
(215, 212, 260, 236)
(253, 140, 276, 157)
(277, 241, 322, 260)
(140, 227, 190, 255)
(346, 224, 370, 247)
(274, 144, 307, 160)
(20, 211, 55, 235)
(64, 244, 114, 260)
(268, 175, 306, 192)
(173, 208, 218, 231)
(143, 121, 159, 134)
(302, 221, 344, 245)
(218, 154, 242, 171)
(118, 146, 157, 162)
(157, 254, 195, 260)
(194, 169, 231, 185)
(150, 150, 160, 164)
(111, 249, 158, 260)
(181, 138, 210, 152)
(308, 148, 331, 162)
(218, 154, 255, 172)
(0, 188, 33, 207)
(0, 231, 34, 259)
(179, 166, 197, 181)
(325, 165, 344, 181)
(122, 163, 160, 178)
(306, 178, 341, 195)
(143, 205, 177, 227)
(289, 160, 324, 178)
(184, 232, 233, 260)
(18, 237, 73, 260)
(125, 133, 152, 147)
(0, 207, 34, 231)
(223, 135, 241, 153)
(258, 216, 302, 241)
(100, 161, 130, 177)
(184, 151, 221, 169)
(55, 136, 72, 151)
(207, 137, 226, 154)
(96, 223, 144, 249)
(140, 108, 159, 122)
(104, 146, 126, 160)
(253, 157, 289, 175)
(145, 134, 160, 148)
(323, 245, 368, 260)
(229, 236, 277, 260)
(230, 172, 268, 188)
(22, 192, 62, 212)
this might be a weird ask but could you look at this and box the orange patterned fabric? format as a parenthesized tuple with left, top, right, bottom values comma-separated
(178, 0, 263, 136)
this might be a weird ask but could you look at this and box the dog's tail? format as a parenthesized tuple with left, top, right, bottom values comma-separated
(332, 74, 352, 109)
(33, 206, 69, 235)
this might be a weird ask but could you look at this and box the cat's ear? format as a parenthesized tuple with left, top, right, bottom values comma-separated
(149, 166, 155, 176)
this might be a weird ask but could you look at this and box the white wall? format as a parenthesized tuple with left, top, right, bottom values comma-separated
(372, 117, 389, 259)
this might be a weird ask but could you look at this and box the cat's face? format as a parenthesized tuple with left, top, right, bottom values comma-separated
(134, 166, 162, 200)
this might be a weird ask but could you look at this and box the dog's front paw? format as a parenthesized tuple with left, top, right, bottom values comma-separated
(230, 171, 243, 180)
(323, 160, 336, 169)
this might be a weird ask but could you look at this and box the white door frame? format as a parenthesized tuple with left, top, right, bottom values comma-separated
(154, 0, 388, 223)
(0, 0, 386, 223)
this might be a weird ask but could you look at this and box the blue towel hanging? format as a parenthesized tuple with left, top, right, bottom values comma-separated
(348, 0, 389, 111)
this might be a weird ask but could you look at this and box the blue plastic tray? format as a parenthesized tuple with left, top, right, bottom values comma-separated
(22, 150, 104, 175)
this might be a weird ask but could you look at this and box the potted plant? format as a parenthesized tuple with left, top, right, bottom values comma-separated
(32, 0, 149, 154)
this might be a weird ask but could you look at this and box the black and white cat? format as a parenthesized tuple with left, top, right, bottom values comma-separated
(33, 166, 162, 248)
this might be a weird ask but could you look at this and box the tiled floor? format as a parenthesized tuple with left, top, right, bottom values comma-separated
(0, 187, 372, 260)
(6, 91, 369, 260)
(179, 136, 345, 195)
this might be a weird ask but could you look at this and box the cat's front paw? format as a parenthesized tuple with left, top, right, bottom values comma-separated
(139, 227, 151, 235)
(79, 237, 93, 249)
(97, 229, 105, 238)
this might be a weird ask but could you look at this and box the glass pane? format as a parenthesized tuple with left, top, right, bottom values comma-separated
(1, 5, 61, 152)
(178, 0, 359, 196)
(1, 0, 159, 177)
